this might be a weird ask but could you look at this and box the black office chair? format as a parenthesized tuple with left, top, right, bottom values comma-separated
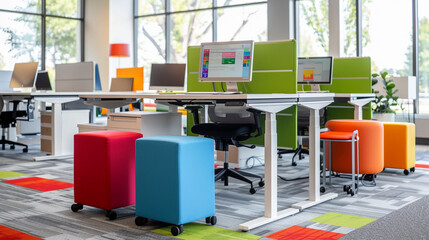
(187, 104, 264, 194)
(0, 96, 29, 152)
(278, 106, 327, 166)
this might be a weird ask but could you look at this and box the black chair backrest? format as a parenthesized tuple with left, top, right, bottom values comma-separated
(297, 106, 327, 131)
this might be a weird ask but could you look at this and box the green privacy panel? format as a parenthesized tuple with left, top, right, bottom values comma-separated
(186, 41, 298, 149)
(299, 57, 371, 93)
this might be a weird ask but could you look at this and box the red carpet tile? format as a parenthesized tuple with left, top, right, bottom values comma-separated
(415, 164, 429, 169)
(4, 177, 73, 192)
(266, 225, 344, 240)
(0, 225, 43, 240)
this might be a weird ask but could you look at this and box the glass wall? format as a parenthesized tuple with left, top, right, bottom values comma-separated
(0, 0, 83, 76)
(135, 0, 267, 90)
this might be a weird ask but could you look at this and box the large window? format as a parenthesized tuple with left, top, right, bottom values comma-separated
(135, 0, 267, 89)
(419, 1, 429, 113)
(0, 0, 83, 75)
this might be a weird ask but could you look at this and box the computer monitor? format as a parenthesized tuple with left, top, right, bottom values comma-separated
(110, 78, 134, 92)
(9, 62, 39, 89)
(35, 71, 52, 91)
(297, 56, 333, 91)
(149, 63, 186, 91)
(198, 40, 254, 92)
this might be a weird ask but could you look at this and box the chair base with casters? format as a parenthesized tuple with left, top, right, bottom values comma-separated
(0, 99, 30, 153)
(320, 130, 359, 196)
(216, 151, 264, 194)
(187, 105, 265, 194)
(0, 133, 28, 152)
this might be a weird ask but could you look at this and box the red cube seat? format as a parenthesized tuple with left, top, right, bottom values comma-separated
(71, 131, 142, 220)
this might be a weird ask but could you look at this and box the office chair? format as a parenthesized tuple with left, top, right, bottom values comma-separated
(278, 106, 327, 166)
(0, 96, 29, 152)
(187, 104, 264, 194)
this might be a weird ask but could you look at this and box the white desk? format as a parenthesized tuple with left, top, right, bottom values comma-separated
(0, 92, 91, 161)
(79, 92, 337, 231)
(334, 93, 375, 120)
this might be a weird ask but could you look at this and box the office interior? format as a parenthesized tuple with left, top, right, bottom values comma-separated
(1, 0, 429, 239)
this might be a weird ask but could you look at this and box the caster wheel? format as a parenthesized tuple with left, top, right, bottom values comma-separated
(258, 181, 265, 187)
(404, 169, 410, 175)
(292, 162, 297, 167)
(411, 167, 415, 173)
(320, 186, 325, 193)
(171, 225, 183, 236)
(23, 148, 28, 153)
(209, 216, 217, 225)
(279, 155, 283, 159)
(250, 188, 256, 194)
(343, 185, 350, 192)
(105, 210, 117, 220)
(135, 216, 148, 226)
(71, 203, 82, 212)
(10, 145, 15, 150)
(205, 217, 210, 224)
(349, 189, 355, 196)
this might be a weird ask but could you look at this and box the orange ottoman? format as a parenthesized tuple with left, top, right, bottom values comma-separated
(383, 122, 415, 175)
(325, 120, 384, 179)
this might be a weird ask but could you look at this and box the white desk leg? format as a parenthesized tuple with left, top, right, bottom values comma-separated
(354, 105, 362, 120)
(239, 112, 299, 231)
(33, 103, 72, 161)
(265, 112, 277, 217)
(292, 103, 337, 210)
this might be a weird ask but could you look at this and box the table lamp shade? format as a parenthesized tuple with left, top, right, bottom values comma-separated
(109, 44, 129, 57)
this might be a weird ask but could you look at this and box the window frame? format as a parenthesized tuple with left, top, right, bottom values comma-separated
(0, 0, 85, 70)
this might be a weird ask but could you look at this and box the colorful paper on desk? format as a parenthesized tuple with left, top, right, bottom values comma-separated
(309, 212, 376, 229)
(152, 223, 260, 240)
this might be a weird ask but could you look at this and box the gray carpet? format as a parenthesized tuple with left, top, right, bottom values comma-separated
(341, 194, 429, 239)
(1, 135, 429, 239)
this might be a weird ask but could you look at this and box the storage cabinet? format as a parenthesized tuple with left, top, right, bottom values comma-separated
(40, 110, 90, 155)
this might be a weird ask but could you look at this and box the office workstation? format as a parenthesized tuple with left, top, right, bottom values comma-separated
(0, 1, 428, 239)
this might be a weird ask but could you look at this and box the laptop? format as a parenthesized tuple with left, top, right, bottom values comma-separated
(110, 78, 134, 92)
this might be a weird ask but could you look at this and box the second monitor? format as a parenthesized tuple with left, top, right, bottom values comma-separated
(149, 63, 186, 92)
(297, 56, 333, 92)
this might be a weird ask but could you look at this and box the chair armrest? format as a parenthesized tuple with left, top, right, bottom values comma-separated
(185, 105, 202, 125)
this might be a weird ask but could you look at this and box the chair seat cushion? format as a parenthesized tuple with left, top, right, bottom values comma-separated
(320, 131, 355, 140)
(191, 123, 256, 139)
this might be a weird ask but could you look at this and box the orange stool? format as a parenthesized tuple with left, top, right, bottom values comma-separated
(383, 122, 415, 175)
(320, 130, 359, 196)
(324, 120, 384, 190)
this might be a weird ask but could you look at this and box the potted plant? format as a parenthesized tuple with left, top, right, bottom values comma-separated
(371, 71, 401, 122)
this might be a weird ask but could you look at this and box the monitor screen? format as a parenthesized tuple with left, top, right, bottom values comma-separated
(149, 63, 186, 91)
(35, 71, 52, 91)
(198, 40, 254, 82)
(297, 56, 333, 85)
(110, 78, 134, 92)
(9, 62, 39, 88)
(55, 62, 95, 92)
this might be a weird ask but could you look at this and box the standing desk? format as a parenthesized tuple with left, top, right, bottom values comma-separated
(0, 92, 91, 161)
(79, 92, 337, 230)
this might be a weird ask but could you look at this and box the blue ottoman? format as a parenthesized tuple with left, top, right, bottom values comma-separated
(134, 135, 216, 236)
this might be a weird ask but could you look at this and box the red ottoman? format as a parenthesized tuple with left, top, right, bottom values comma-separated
(71, 131, 142, 220)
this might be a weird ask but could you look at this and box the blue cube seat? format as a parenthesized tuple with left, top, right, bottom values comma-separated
(135, 135, 216, 236)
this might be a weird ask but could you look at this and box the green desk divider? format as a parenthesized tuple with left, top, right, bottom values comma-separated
(299, 57, 372, 121)
(187, 40, 298, 149)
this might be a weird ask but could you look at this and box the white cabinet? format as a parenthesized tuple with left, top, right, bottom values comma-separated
(40, 110, 90, 155)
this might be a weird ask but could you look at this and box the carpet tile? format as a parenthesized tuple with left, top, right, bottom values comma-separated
(0, 171, 26, 179)
(4, 176, 73, 192)
(265, 225, 344, 240)
(0, 225, 43, 240)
